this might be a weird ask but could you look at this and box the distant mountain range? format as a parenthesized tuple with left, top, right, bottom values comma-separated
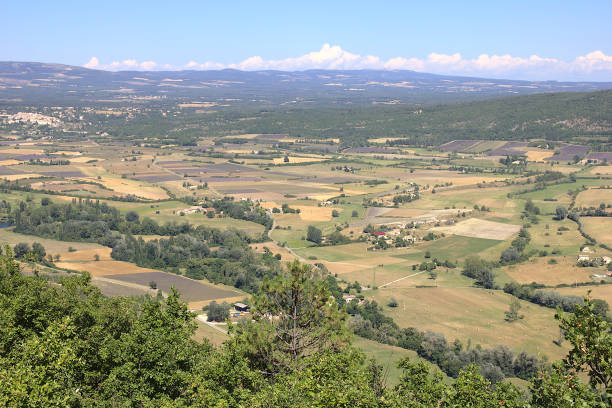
(1, 61, 612, 106)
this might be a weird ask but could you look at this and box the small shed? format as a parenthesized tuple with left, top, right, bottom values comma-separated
(234, 303, 250, 312)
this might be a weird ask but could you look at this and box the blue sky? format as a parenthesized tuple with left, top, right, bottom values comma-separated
(2, 1, 612, 80)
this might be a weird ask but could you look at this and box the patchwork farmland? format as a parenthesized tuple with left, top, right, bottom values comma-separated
(0, 126, 610, 388)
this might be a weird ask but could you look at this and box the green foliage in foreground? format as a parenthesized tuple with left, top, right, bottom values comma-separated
(0, 253, 609, 407)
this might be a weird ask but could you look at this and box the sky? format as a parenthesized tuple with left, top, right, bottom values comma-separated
(2, 0, 612, 81)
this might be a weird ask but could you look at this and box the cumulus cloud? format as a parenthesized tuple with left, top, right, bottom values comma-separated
(83, 57, 99, 69)
(83, 44, 612, 80)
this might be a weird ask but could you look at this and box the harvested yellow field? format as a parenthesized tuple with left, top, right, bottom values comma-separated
(575, 188, 612, 208)
(188, 295, 245, 310)
(308, 193, 342, 201)
(591, 166, 612, 175)
(55, 259, 160, 276)
(433, 218, 520, 240)
(67, 156, 103, 163)
(82, 176, 169, 200)
(222, 149, 253, 154)
(581, 217, 612, 244)
(272, 156, 327, 164)
(57, 248, 112, 262)
(0, 148, 44, 155)
(556, 285, 612, 305)
(250, 242, 298, 262)
(294, 205, 338, 221)
(525, 150, 554, 162)
(0, 160, 21, 166)
(1, 173, 42, 180)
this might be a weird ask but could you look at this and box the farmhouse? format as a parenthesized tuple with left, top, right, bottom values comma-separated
(402, 235, 415, 243)
(577, 254, 590, 262)
(182, 206, 202, 214)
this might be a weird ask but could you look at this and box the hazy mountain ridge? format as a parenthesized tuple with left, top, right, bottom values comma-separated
(1, 61, 611, 106)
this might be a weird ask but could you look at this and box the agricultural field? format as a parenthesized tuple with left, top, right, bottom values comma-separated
(370, 287, 566, 361)
(0, 130, 609, 377)
(574, 187, 612, 208)
(581, 217, 612, 244)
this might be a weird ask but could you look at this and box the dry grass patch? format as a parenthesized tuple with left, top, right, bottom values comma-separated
(525, 150, 554, 162)
(504, 257, 597, 286)
(581, 217, 612, 244)
(272, 156, 327, 164)
(193, 320, 229, 346)
(57, 248, 112, 262)
(188, 296, 245, 310)
(2, 173, 42, 180)
(81, 176, 169, 200)
(250, 242, 298, 263)
(0, 148, 44, 155)
(433, 218, 520, 240)
(575, 188, 612, 208)
(67, 156, 103, 163)
(370, 287, 565, 360)
(294, 205, 339, 221)
(0, 229, 104, 253)
(590, 166, 612, 175)
(55, 259, 160, 276)
(0, 160, 22, 166)
(556, 285, 612, 305)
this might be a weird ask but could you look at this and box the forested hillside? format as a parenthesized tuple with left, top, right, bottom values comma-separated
(0, 253, 609, 406)
(204, 90, 612, 148)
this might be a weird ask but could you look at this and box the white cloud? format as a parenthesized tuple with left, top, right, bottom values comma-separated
(139, 61, 157, 70)
(83, 56, 99, 69)
(83, 44, 612, 81)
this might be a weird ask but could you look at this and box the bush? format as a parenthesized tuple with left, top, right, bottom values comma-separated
(307, 225, 323, 244)
(125, 210, 140, 222)
(387, 298, 399, 308)
(207, 301, 230, 322)
(13, 242, 31, 259)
